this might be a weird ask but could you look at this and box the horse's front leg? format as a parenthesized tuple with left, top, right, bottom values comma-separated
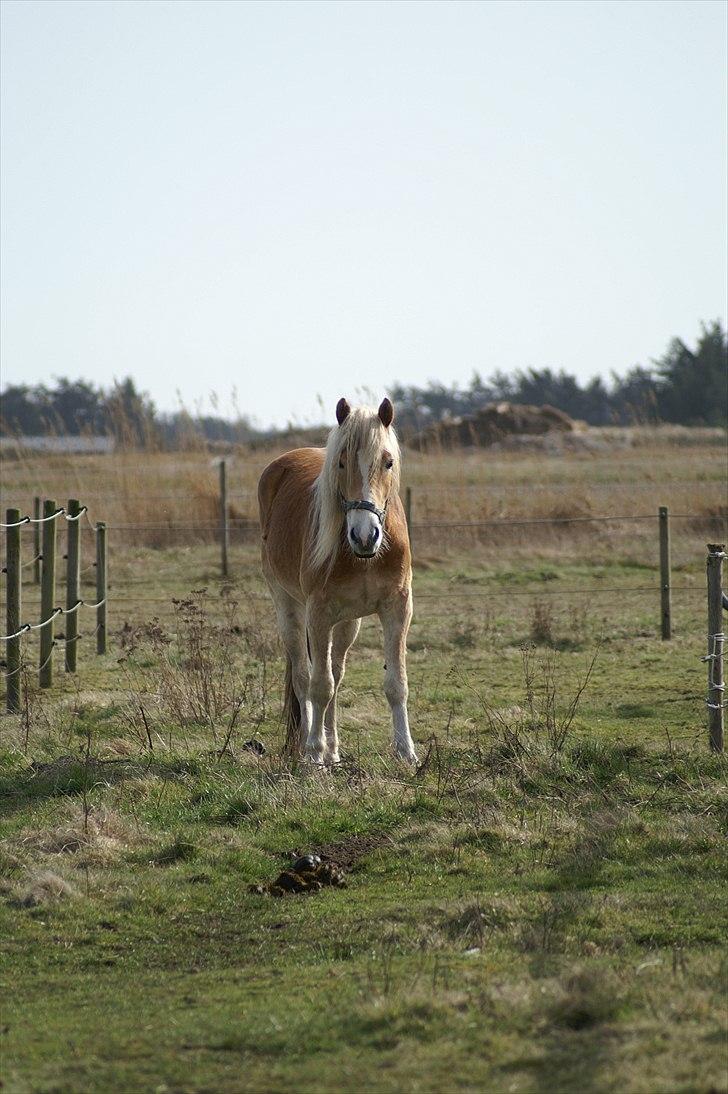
(304, 602, 335, 765)
(325, 618, 361, 763)
(379, 588, 418, 764)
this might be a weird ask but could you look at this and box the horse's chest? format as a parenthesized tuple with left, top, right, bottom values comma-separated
(327, 570, 382, 620)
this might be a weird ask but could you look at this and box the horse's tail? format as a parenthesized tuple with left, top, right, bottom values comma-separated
(283, 654, 301, 757)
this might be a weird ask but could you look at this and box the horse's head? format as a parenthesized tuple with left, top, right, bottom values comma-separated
(331, 397, 399, 560)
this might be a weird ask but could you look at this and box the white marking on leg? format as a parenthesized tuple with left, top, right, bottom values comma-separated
(380, 589, 417, 764)
(305, 603, 334, 764)
(325, 618, 361, 763)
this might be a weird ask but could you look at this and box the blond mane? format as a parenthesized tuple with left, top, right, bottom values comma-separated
(310, 405, 401, 575)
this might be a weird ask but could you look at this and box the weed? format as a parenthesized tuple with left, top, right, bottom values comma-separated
(118, 589, 269, 748)
(520, 644, 599, 754)
(530, 598, 555, 645)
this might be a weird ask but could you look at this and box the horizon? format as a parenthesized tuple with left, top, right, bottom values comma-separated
(1, 315, 724, 431)
(1, 0, 726, 429)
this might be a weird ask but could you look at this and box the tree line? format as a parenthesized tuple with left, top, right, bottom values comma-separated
(0, 377, 258, 446)
(391, 321, 727, 430)
(1, 321, 725, 443)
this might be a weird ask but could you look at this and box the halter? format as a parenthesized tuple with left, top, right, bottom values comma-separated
(339, 492, 388, 524)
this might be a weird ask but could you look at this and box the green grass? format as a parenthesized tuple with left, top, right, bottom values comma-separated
(1, 543, 727, 1092)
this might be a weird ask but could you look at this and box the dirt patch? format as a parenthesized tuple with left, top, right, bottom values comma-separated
(303, 831, 392, 870)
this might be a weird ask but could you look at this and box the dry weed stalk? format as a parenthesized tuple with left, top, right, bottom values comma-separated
(530, 599, 554, 645)
(452, 643, 599, 773)
(519, 644, 599, 754)
(118, 587, 272, 748)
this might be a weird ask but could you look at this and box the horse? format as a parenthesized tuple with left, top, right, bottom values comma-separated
(257, 396, 418, 766)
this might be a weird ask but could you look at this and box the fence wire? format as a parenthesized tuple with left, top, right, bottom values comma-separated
(0, 506, 90, 529)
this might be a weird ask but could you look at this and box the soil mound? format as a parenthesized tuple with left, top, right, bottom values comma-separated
(410, 401, 578, 451)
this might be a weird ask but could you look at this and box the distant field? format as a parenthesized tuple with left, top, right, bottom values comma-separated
(1, 429, 727, 1093)
(1, 424, 726, 549)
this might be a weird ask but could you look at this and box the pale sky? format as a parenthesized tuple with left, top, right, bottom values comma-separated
(1, 0, 726, 428)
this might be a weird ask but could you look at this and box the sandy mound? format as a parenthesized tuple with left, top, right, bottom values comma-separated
(409, 401, 579, 451)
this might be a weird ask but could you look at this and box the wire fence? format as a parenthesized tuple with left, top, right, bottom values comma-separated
(6, 453, 724, 571)
(2, 489, 726, 749)
(2, 500, 108, 710)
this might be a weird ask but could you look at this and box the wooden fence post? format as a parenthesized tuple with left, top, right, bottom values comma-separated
(96, 522, 107, 655)
(65, 499, 81, 673)
(39, 500, 57, 688)
(219, 459, 229, 578)
(405, 486, 412, 548)
(706, 543, 725, 752)
(5, 508, 21, 714)
(33, 496, 41, 585)
(659, 506, 671, 640)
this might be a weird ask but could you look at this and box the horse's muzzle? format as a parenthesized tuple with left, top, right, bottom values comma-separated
(350, 522, 381, 558)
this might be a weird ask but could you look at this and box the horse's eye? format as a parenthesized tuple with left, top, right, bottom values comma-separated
(385, 459, 393, 470)
(338, 460, 345, 470)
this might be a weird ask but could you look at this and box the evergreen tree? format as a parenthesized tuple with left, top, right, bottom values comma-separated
(655, 321, 727, 427)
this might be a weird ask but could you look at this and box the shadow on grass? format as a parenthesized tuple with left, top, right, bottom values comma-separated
(517, 754, 626, 1094)
(0, 755, 204, 819)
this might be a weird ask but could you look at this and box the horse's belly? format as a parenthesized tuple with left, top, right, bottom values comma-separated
(262, 547, 306, 605)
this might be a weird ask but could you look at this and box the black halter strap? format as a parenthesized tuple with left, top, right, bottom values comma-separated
(339, 493, 388, 524)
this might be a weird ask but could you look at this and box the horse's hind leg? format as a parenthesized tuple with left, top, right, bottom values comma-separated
(324, 618, 361, 763)
(266, 581, 311, 753)
(379, 588, 418, 764)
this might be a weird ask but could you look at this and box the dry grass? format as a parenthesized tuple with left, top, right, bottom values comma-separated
(1, 426, 725, 556)
(15, 801, 138, 864)
(10, 868, 78, 908)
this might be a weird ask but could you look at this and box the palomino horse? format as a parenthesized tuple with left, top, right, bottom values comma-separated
(258, 397, 418, 765)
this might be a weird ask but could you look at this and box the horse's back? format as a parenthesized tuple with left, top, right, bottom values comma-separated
(258, 447, 324, 530)
(258, 448, 324, 596)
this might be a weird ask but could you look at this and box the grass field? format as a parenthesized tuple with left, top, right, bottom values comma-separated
(1, 433, 727, 1093)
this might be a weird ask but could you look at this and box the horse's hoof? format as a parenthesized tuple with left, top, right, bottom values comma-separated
(395, 747, 419, 765)
(304, 750, 326, 767)
(326, 752, 341, 766)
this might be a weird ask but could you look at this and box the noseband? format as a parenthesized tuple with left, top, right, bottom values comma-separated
(339, 493, 388, 524)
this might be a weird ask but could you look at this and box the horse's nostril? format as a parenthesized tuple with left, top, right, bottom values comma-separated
(372, 526, 380, 542)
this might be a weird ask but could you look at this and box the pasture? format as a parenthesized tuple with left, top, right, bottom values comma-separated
(1, 429, 727, 1093)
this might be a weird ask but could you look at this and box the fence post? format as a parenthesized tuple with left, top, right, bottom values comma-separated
(659, 506, 671, 640)
(96, 522, 107, 655)
(706, 543, 725, 753)
(39, 500, 57, 688)
(33, 496, 41, 585)
(219, 459, 229, 578)
(6, 508, 22, 714)
(65, 499, 81, 673)
(405, 486, 412, 548)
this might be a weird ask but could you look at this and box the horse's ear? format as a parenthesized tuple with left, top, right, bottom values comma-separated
(378, 397, 394, 428)
(336, 398, 351, 425)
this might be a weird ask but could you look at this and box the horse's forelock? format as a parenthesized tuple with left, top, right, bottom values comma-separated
(333, 406, 400, 490)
